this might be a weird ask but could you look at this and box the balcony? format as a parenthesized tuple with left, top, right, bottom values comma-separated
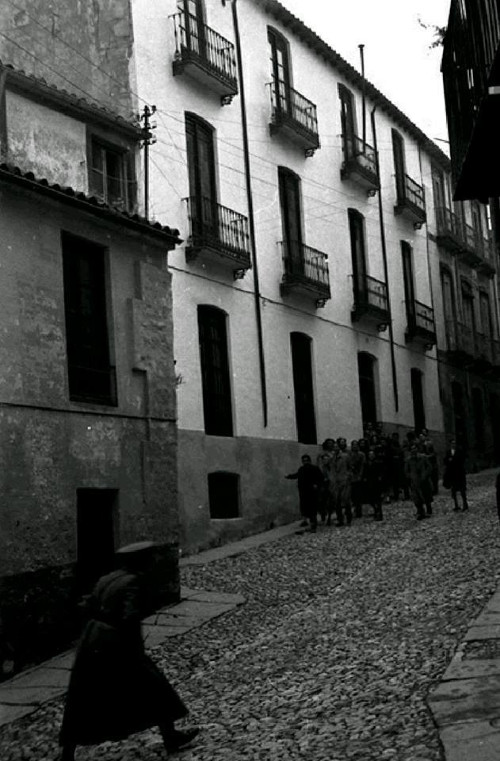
(458, 222, 483, 268)
(435, 207, 463, 254)
(394, 173, 426, 228)
(405, 300, 436, 349)
(340, 134, 379, 195)
(184, 196, 251, 277)
(474, 331, 494, 370)
(445, 319, 475, 363)
(477, 234, 496, 276)
(172, 12, 238, 104)
(280, 241, 330, 307)
(268, 79, 320, 157)
(351, 274, 390, 330)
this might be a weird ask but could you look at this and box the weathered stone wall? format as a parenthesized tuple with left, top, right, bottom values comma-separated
(0, 0, 135, 118)
(0, 184, 178, 676)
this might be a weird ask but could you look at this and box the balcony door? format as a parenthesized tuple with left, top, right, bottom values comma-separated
(182, 0, 205, 57)
(461, 280, 475, 332)
(339, 85, 356, 160)
(401, 241, 416, 327)
(392, 129, 406, 201)
(348, 209, 367, 302)
(198, 305, 233, 437)
(269, 27, 291, 115)
(186, 113, 217, 242)
(358, 353, 377, 427)
(279, 167, 303, 274)
(411, 368, 426, 434)
(441, 267, 456, 349)
(479, 291, 493, 336)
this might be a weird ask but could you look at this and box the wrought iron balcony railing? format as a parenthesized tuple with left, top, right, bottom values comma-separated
(268, 79, 319, 155)
(280, 240, 330, 306)
(434, 206, 463, 251)
(341, 134, 378, 192)
(395, 173, 426, 227)
(445, 319, 475, 358)
(184, 196, 251, 270)
(414, 300, 436, 333)
(352, 274, 389, 329)
(172, 11, 238, 102)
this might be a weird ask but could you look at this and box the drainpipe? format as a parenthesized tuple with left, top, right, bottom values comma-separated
(371, 105, 399, 412)
(230, 0, 268, 427)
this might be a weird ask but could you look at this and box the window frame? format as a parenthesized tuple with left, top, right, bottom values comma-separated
(87, 131, 136, 211)
(197, 304, 233, 437)
(290, 331, 317, 445)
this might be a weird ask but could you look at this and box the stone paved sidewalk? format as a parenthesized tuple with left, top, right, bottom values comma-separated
(428, 586, 500, 760)
(0, 521, 299, 729)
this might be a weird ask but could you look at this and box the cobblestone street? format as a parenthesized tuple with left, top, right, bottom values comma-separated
(2, 472, 500, 761)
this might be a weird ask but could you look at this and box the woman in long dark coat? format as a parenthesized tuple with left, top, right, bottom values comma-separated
(59, 542, 198, 760)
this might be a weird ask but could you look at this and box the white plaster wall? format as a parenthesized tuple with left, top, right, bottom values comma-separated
(6, 91, 87, 190)
(130, 0, 445, 442)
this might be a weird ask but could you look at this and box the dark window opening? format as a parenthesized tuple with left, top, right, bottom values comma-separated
(411, 368, 426, 434)
(401, 241, 416, 325)
(479, 290, 493, 335)
(62, 232, 117, 406)
(461, 280, 475, 331)
(198, 305, 233, 436)
(392, 129, 406, 201)
(348, 209, 367, 299)
(185, 113, 217, 239)
(339, 85, 356, 159)
(76, 488, 117, 594)
(358, 352, 377, 427)
(290, 332, 317, 444)
(208, 472, 240, 519)
(279, 167, 303, 269)
(89, 139, 134, 210)
(472, 388, 485, 451)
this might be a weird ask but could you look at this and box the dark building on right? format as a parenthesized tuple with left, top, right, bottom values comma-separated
(441, 0, 500, 467)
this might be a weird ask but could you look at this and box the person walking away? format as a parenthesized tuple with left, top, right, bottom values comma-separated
(443, 439, 468, 512)
(348, 440, 366, 518)
(405, 443, 433, 520)
(389, 432, 404, 501)
(331, 442, 353, 526)
(58, 542, 199, 761)
(318, 453, 334, 524)
(363, 449, 384, 520)
(424, 439, 439, 496)
(285, 454, 323, 532)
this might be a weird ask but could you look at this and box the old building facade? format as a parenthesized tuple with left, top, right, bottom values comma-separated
(1, 0, 499, 582)
(0, 62, 181, 675)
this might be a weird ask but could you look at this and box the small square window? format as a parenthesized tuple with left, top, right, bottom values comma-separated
(208, 472, 240, 519)
(89, 139, 134, 211)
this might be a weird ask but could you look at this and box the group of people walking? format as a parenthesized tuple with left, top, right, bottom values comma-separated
(285, 426, 467, 531)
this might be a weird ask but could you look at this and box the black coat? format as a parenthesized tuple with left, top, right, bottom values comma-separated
(443, 448, 467, 490)
(60, 569, 187, 746)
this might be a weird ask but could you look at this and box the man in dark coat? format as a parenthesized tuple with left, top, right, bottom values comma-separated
(363, 449, 384, 521)
(405, 443, 433, 520)
(443, 438, 468, 512)
(59, 542, 199, 760)
(285, 454, 324, 532)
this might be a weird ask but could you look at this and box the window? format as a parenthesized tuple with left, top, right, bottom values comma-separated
(208, 472, 240, 519)
(441, 268, 456, 324)
(392, 129, 406, 201)
(197, 305, 233, 436)
(461, 280, 475, 331)
(432, 168, 446, 210)
(339, 84, 356, 159)
(401, 241, 416, 325)
(76, 488, 117, 593)
(89, 138, 134, 210)
(411, 368, 426, 434)
(181, 0, 206, 57)
(185, 113, 217, 239)
(268, 27, 291, 115)
(348, 209, 367, 299)
(279, 167, 303, 270)
(358, 353, 377, 426)
(290, 332, 317, 444)
(62, 232, 117, 406)
(471, 201, 483, 241)
(479, 290, 493, 335)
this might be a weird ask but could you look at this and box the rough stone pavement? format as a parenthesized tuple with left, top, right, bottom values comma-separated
(1, 470, 500, 760)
